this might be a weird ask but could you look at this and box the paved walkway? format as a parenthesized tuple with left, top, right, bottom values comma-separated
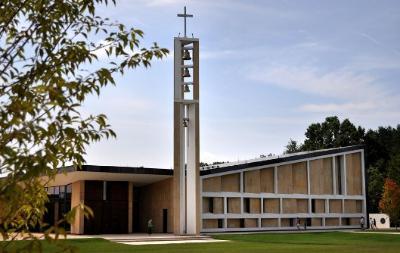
(348, 231, 400, 235)
(1, 233, 227, 245)
(91, 233, 227, 245)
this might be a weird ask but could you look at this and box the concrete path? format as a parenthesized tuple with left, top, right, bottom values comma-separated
(99, 233, 227, 245)
(0, 233, 228, 245)
(348, 231, 400, 235)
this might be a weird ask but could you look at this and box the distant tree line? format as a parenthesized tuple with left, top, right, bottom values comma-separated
(285, 116, 400, 225)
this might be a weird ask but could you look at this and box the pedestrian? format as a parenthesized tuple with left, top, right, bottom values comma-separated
(147, 219, 154, 235)
(304, 219, 307, 230)
(360, 216, 365, 230)
(296, 217, 301, 230)
(373, 218, 377, 230)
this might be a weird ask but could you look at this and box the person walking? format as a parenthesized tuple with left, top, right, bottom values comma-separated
(296, 217, 301, 230)
(373, 218, 377, 230)
(147, 219, 154, 235)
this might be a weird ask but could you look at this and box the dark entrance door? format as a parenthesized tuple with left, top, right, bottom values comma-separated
(162, 209, 168, 233)
(84, 181, 128, 234)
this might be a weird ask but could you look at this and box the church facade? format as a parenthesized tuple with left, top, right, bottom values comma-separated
(45, 145, 366, 234)
(42, 8, 366, 236)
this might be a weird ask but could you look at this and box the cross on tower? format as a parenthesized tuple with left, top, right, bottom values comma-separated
(177, 6, 193, 37)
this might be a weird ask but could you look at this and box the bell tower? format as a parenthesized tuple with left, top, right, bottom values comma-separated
(173, 6, 200, 235)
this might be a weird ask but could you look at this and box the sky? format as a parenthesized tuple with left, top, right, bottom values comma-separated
(83, 0, 400, 168)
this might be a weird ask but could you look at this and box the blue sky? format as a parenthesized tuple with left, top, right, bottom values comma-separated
(83, 0, 400, 168)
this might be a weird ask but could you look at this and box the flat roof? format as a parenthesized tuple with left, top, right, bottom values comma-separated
(61, 165, 173, 176)
(200, 145, 364, 176)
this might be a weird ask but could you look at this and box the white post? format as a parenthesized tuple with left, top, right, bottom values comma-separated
(343, 154, 347, 196)
(307, 160, 311, 195)
(186, 104, 197, 234)
(361, 150, 367, 218)
(332, 156, 337, 195)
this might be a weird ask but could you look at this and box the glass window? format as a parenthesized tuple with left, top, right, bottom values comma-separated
(54, 186, 59, 195)
(66, 184, 72, 193)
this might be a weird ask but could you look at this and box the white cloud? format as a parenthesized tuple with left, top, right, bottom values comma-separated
(249, 65, 385, 100)
(142, 0, 186, 7)
(248, 65, 400, 118)
(300, 102, 377, 113)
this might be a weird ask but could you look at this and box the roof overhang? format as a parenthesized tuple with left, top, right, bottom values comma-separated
(36, 165, 173, 187)
(45, 170, 172, 187)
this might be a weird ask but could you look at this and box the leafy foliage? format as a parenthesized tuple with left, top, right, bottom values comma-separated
(284, 139, 302, 154)
(0, 0, 168, 252)
(379, 179, 400, 227)
(301, 116, 365, 151)
(367, 166, 384, 213)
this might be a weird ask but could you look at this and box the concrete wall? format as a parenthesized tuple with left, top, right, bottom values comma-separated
(202, 176, 221, 192)
(70, 181, 84, 234)
(278, 162, 307, 194)
(264, 199, 280, 213)
(222, 173, 240, 192)
(310, 158, 333, 195)
(138, 178, 174, 233)
(200, 150, 366, 232)
(227, 197, 241, 213)
(244, 170, 261, 193)
(203, 219, 219, 229)
(329, 200, 343, 213)
(261, 218, 278, 227)
(346, 153, 362, 195)
(260, 167, 275, 193)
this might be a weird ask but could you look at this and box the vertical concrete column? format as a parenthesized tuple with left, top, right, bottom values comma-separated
(343, 154, 347, 196)
(186, 39, 200, 235)
(360, 150, 367, 218)
(128, 182, 133, 233)
(187, 103, 200, 234)
(173, 37, 200, 235)
(306, 160, 311, 195)
(274, 166, 278, 194)
(240, 172, 244, 193)
(71, 181, 85, 234)
(173, 37, 186, 235)
(332, 156, 337, 195)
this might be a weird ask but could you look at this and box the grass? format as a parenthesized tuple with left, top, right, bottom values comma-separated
(2, 232, 400, 253)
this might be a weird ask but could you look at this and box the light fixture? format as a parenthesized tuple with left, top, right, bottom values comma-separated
(184, 84, 190, 92)
(182, 67, 190, 78)
(182, 49, 191, 60)
(183, 118, 189, 127)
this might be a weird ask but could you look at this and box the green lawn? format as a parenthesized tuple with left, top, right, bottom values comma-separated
(3, 232, 400, 253)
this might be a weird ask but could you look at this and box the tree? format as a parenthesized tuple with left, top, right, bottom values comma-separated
(367, 166, 384, 213)
(301, 116, 364, 151)
(387, 153, 400, 185)
(379, 178, 400, 228)
(0, 0, 168, 252)
(284, 139, 302, 154)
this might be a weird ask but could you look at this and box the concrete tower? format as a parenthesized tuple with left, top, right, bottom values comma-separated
(173, 7, 200, 235)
